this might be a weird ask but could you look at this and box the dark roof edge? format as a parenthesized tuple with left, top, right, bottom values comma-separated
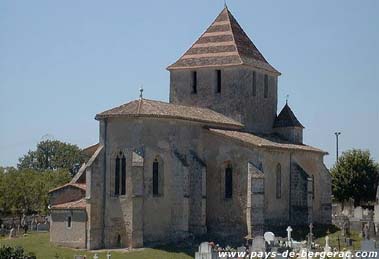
(207, 128, 328, 155)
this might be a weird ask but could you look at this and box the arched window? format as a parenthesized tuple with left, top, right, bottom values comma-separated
(121, 155, 126, 195)
(191, 71, 197, 94)
(264, 74, 269, 98)
(225, 164, 233, 199)
(117, 234, 121, 248)
(252, 71, 257, 97)
(216, 70, 222, 93)
(276, 163, 281, 199)
(153, 159, 159, 196)
(152, 156, 164, 197)
(114, 151, 126, 196)
(66, 216, 72, 228)
(115, 155, 120, 196)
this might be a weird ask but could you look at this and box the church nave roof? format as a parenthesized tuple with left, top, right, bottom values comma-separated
(208, 128, 326, 154)
(96, 98, 243, 128)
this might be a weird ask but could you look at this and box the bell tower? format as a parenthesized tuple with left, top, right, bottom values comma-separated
(167, 7, 281, 134)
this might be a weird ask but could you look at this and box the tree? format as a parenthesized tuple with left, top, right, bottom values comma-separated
(0, 168, 71, 215)
(18, 140, 87, 176)
(331, 149, 379, 206)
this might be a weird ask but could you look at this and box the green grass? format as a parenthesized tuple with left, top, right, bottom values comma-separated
(0, 228, 362, 259)
(0, 233, 194, 259)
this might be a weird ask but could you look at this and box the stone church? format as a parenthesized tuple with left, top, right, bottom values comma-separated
(48, 7, 332, 249)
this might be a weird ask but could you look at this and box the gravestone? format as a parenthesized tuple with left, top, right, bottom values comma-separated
(354, 207, 363, 220)
(342, 221, 350, 237)
(9, 228, 15, 239)
(324, 235, 331, 253)
(369, 221, 376, 238)
(74, 256, 86, 259)
(361, 240, 376, 251)
(251, 236, 266, 253)
(264, 232, 275, 245)
(364, 223, 370, 240)
(37, 223, 49, 232)
(360, 240, 379, 259)
(195, 242, 217, 259)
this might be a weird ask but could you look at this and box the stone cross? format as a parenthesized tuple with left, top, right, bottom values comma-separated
(93, 254, 99, 259)
(287, 226, 293, 242)
(106, 252, 111, 259)
(307, 223, 314, 248)
(324, 235, 331, 252)
(287, 226, 293, 248)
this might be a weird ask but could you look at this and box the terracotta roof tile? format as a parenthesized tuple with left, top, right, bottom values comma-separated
(48, 183, 86, 193)
(82, 143, 100, 157)
(51, 199, 86, 210)
(168, 7, 280, 75)
(95, 98, 243, 128)
(208, 128, 327, 154)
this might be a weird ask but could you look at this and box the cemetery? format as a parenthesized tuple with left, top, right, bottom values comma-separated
(193, 223, 379, 259)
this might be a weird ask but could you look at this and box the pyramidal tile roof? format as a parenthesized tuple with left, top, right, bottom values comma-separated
(95, 98, 243, 128)
(168, 7, 280, 75)
(274, 103, 304, 128)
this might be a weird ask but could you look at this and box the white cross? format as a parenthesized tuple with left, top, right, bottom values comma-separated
(93, 254, 99, 259)
(309, 223, 313, 234)
(286, 226, 293, 242)
(107, 252, 112, 259)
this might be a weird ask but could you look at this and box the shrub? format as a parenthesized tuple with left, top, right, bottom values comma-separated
(0, 246, 36, 259)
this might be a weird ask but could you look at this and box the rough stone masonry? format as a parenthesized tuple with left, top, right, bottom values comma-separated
(48, 6, 332, 249)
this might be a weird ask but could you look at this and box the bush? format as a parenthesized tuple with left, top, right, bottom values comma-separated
(0, 246, 36, 259)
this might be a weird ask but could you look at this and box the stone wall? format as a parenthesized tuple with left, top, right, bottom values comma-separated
(99, 117, 207, 248)
(274, 127, 303, 144)
(50, 209, 87, 249)
(86, 143, 105, 249)
(203, 130, 331, 239)
(290, 163, 312, 225)
(85, 116, 331, 248)
(169, 66, 278, 134)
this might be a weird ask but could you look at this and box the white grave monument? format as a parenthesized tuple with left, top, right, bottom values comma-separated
(251, 236, 266, 253)
(264, 232, 275, 246)
(324, 235, 331, 253)
(195, 242, 217, 259)
(286, 226, 293, 247)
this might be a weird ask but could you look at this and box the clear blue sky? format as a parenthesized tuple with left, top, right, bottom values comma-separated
(0, 0, 378, 168)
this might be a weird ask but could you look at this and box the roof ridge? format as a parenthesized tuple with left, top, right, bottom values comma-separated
(137, 98, 143, 114)
(225, 8, 244, 66)
(166, 8, 227, 70)
(95, 98, 244, 128)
